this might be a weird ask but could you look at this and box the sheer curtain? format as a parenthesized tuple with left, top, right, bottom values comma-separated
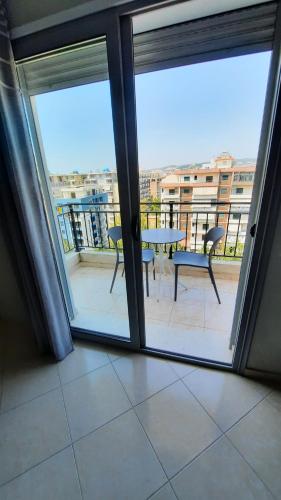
(0, 1, 73, 360)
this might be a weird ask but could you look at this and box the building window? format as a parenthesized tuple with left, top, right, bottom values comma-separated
(183, 188, 190, 194)
(192, 233, 195, 237)
(232, 213, 240, 220)
(221, 174, 229, 181)
(220, 188, 227, 194)
(70, 192, 76, 198)
(194, 175, 197, 180)
(234, 173, 254, 182)
(184, 176, 190, 182)
(202, 223, 209, 230)
(233, 187, 244, 194)
(206, 176, 213, 183)
(169, 189, 175, 195)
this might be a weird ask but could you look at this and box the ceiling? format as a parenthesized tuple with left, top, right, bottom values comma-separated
(7, 0, 273, 39)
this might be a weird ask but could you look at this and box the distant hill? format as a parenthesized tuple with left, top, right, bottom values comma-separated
(143, 157, 257, 172)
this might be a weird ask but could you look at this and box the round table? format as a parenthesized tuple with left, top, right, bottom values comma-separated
(141, 228, 185, 245)
(141, 229, 185, 299)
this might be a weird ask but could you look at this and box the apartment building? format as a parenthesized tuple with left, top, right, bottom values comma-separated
(49, 169, 118, 204)
(160, 153, 255, 251)
(56, 192, 110, 251)
(139, 170, 164, 200)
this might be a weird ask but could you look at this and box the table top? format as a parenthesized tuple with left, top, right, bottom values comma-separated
(141, 228, 185, 244)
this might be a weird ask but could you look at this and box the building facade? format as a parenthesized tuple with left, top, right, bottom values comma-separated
(160, 153, 255, 252)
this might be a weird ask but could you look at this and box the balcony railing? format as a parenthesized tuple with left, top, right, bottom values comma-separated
(56, 201, 250, 259)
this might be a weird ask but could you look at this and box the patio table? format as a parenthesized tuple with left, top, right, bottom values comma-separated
(141, 228, 185, 299)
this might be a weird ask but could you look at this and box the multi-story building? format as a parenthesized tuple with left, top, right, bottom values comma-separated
(160, 153, 255, 252)
(56, 192, 111, 251)
(49, 168, 118, 205)
(139, 170, 164, 200)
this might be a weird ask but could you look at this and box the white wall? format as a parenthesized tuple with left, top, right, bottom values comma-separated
(247, 206, 281, 374)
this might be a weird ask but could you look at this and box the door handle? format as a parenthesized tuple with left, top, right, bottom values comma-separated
(250, 224, 256, 237)
(132, 215, 140, 241)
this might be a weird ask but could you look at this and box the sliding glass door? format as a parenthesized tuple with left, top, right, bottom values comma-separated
(17, 29, 144, 348)
(16, 0, 278, 369)
(128, 0, 275, 365)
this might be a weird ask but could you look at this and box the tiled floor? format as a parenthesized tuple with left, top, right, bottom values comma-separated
(70, 264, 238, 363)
(0, 336, 280, 499)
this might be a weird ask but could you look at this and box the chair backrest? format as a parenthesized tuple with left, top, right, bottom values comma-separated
(203, 226, 225, 259)
(108, 226, 122, 260)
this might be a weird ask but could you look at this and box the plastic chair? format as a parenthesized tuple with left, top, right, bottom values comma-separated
(108, 226, 155, 297)
(173, 226, 225, 303)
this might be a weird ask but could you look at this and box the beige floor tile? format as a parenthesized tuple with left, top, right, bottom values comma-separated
(204, 301, 235, 332)
(168, 360, 197, 378)
(69, 265, 238, 363)
(184, 368, 270, 431)
(71, 309, 130, 338)
(227, 399, 281, 498)
(74, 410, 166, 500)
(63, 364, 131, 440)
(146, 321, 233, 364)
(170, 300, 205, 328)
(1, 358, 60, 412)
(145, 297, 174, 322)
(265, 389, 281, 413)
(171, 437, 273, 500)
(58, 342, 110, 384)
(0, 447, 82, 500)
(113, 353, 178, 405)
(150, 483, 177, 500)
(135, 380, 221, 477)
(0, 389, 70, 485)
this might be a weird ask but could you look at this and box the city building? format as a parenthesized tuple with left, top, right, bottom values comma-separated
(56, 192, 110, 251)
(139, 170, 164, 200)
(49, 168, 118, 204)
(160, 153, 255, 251)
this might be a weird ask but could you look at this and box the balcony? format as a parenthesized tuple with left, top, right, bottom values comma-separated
(57, 201, 249, 363)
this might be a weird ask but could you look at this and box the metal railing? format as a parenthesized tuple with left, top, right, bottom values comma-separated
(56, 201, 250, 259)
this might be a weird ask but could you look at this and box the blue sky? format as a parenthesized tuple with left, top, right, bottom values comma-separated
(35, 51, 271, 173)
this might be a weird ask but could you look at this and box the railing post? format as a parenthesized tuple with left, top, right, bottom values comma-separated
(169, 201, 174, 259)
(69, 206, 80, 252)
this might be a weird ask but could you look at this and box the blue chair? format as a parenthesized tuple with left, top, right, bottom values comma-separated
(108, 226, 155, 297)
(173, 226, 225, 303)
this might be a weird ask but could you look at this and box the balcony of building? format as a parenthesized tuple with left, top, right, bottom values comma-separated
(58, 201, 248, 364)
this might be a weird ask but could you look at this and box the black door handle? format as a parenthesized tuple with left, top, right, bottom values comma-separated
(250, 224, 256, 237)
(132, 215, 140, 241)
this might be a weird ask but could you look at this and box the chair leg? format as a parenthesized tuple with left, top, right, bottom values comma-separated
(152, 258, 155, 280)
(145, 262, 149, 297)
(121, 265, 125, 277)
(174, 265, 179, 301)
(208, 265, 221, 304)
(110, 260, 119, 293)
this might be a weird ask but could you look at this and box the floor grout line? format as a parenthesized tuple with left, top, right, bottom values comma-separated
(0, 341, 277, 497)
(0, 443, 73, 490)
(110, 357, 172, 495)
(145, 480, 170, 500)
(224, 434, 277, 500)
(57, 365, 84, 500)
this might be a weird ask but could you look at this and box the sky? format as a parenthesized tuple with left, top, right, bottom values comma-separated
(35, 51, 271, 173)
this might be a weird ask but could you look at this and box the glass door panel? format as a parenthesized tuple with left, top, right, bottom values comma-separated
(18, 37, 134, 341)
(132, 12, 271, 363)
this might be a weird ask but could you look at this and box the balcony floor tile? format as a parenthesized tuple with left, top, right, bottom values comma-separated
(69, 264, 238, 363)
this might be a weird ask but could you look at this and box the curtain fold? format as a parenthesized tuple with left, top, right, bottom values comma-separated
(0, 1, 73, 360)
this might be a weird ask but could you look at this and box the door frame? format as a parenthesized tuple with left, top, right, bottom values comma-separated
(17, 15, 146, 351)
(13, 0, 281, 372)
